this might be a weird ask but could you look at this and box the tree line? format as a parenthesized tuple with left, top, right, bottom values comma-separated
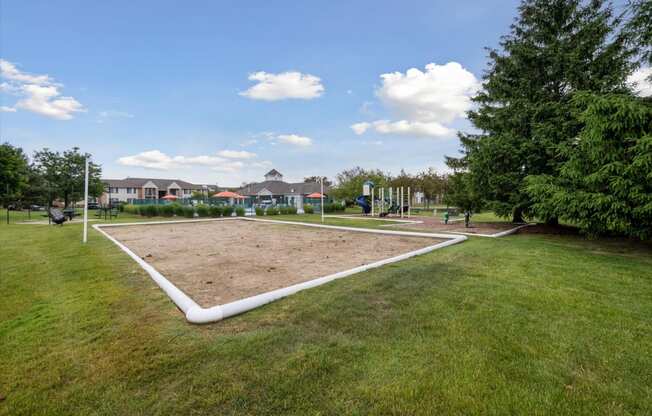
(325, 166, 450, 207)
(0, 143, 104, 209)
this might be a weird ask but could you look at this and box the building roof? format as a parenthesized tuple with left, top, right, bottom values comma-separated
(102, 177, 206, 189)
(237, 180, 327, 196)
(265, 169, 282, 177)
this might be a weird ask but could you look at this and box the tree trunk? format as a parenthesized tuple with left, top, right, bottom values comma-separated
(546, 217, 559, 226)
(512, 208, 524, 223)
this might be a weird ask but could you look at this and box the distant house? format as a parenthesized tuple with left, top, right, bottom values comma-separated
(236, 169, 329, 211)
(100, 177, 219, 204)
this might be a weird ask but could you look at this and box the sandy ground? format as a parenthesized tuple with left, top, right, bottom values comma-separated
(105, 219, 443, 307)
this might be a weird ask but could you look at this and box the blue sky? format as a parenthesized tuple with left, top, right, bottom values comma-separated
(1, 0, 524, 185)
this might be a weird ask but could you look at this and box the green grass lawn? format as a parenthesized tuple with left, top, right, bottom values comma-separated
(1, 214, 651, 415)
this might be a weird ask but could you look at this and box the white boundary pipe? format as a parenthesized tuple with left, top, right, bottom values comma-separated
(94, 217, 466, 324)
(324, 215, 533, 237)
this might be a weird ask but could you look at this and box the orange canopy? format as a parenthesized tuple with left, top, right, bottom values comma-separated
(213, 191, 246, 198)
(161, 194, 178, 200)
(306, 192, 324, 198)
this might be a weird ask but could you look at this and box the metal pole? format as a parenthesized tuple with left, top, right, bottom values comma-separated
(408, 187, 411, 218)
(400, 187, 404, 218)
(83, 157, 89, 243)
(320, 177, 324, 223)
(371, 187, 375, 217)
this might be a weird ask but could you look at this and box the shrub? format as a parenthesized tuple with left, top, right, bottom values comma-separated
(174, 204, 185, 217)
(323, 203, 334, 213)
(183, 206, 195, 218)
(117, 203, 125, 212)
(144, 204, 158, 217)
(266, 207, 279, 215)
(196, 204, 209, 217)
(287, 206, 297, 215)
(279, 206, 289, 215)
(222, 205, 234, 217)
(255, 207, 265, 216)
(303, 204, 314, 214)
(209, 206, 223, 217)
(235, 206, 245, 217)
(123, 204, 136, 214)
(160, 204, 175, 217)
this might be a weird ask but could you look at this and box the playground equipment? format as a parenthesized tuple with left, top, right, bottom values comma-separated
(373, 186, 411, 218)
(356, 195, 371, 214)
(356, 180, 375, 215)
(355, 181, 413, 218)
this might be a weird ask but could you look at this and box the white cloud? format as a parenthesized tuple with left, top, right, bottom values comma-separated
(628, 67, 652, 97)
(351, 122, 371, 135)
(217, 150, 257, 159)
(240, 71, 324, 101)
(97, 110, 134, 123)
(0, 59, 85, 120)
(353, 62, 479, 139)
(240, 139, 258, 147)
(117, 149, 261, 171)
(15, 84, 85, 120)
(276, 134, 313, 147)
(352, 119, 453, 138)
(0, 106, 16, 112)
(0, 60, 52, 85)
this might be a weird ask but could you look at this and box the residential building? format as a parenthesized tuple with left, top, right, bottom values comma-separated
(236, 169, 329, 211)
(100, 178, 219, 204)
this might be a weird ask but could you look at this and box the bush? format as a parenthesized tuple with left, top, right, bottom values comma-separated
(117, 203, 125, 212)
(160, 204, 175, 217)
(123, 204, 136, 214)
(279, 206, 289, 215)
(303, 204, 314, 214)
(209, 206, 223, 217)
(196, 204, 209, 217)
(287, 206, 297, 215)
(235, 206, 245, 217)
(222, 205, 234, 217)
(183, 206, 195, 218)
(255, 207, 265, 216)
(174, 204, 185, 217)
(266, 207, 279, 215)
(144, 204, 158, 217)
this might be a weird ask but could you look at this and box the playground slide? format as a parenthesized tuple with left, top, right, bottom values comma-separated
(356, 195, 371, 214)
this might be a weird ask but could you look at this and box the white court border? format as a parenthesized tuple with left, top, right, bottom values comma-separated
(93, 217, 466, 324)
(323, 214, 532, 237)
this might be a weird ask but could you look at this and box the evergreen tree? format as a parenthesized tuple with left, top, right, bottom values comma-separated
(625, 0, 652, 66)
(526, 93, 652, 239)
(448, 0, 634, 222)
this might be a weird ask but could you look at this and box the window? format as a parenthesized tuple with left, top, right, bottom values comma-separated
(127, 188, 135, 194)
(109, 187, 118, 193)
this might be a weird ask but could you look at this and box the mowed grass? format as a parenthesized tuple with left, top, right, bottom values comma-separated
(1, 215, 651, 415)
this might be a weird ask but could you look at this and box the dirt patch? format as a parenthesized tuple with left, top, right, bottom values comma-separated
(381, 216, 522, 235)
(104, 219, 443, 307)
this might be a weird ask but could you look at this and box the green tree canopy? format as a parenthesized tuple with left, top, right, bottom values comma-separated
(444, 172, 484, 218)
(448, 0, 635, 222)
(331, 167, 390, 202)
(0, 142, 29, 206)
(526, 93, 652, 239)
(32, 147, 104, 207)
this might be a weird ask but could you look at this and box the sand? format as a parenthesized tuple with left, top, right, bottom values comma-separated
(105, 219, 443, 307)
